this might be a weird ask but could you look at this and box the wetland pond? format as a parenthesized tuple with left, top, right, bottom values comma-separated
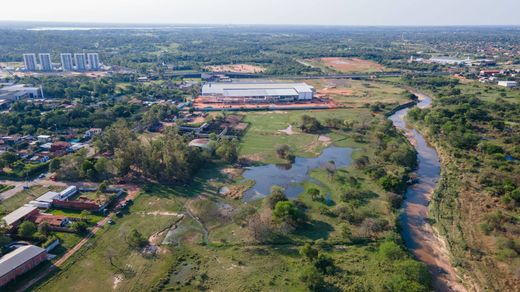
(242, 146, 353, 201)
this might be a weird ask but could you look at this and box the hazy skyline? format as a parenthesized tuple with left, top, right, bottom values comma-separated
(2, 0, 520, 26)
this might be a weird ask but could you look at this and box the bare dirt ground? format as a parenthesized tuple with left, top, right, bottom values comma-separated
(309, 57, 385, 73)
(205, 64, 266, 73)
(220, 168, 244, 179)
(193, 98, 337, 111)
(278, 125, 296, 135)
(316, 87, 354, 98)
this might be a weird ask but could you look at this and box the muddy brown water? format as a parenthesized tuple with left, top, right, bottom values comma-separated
(389, 94, 468, 292)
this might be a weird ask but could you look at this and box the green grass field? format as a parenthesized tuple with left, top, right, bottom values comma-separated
(0, 184, 14, 193)
(0, 185, 61, 216)
(36, 186, 186, 292)
(239, 108, 371, 163)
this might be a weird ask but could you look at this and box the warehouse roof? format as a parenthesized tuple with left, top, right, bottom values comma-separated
(2, 205, 38, 227)
(222, 88, 299, 97)
(202, 82, 314, 96)
(0, 245, 46, 278)
(35, 191, 60, 204)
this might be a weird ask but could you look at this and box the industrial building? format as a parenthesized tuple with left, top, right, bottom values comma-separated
(0, 84, 42, 100)
(201, 82, 315, 103)
(60, 53, 74, 71)
(1, 205, 39, 229)
(38, 53, 53, 71)
(0, 245, 47, 287)
(23, 54, 37, 71)
(498, 81, 518, 88)
(87, 53, 100, 70)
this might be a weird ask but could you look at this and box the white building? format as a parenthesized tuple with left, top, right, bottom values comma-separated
(37, 135, 52, 143)
(428, 57, 471, 66)
(23, 54, 37, 71)
(498, 81, 517, 88)
(87, 53, 100, 70)
(74, 53, 87, 71)
(60, 53, 73, 71)
(59, 186, 78, 200)
(1, 205, 38, 228)
(0, 84, 41, 100)
(38, 53, 53, 71)
(201, 82, 315, 103)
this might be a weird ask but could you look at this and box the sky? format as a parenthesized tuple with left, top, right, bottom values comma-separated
(2, 0, 520, 26)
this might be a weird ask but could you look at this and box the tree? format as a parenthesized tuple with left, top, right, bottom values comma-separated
(300, 243, 318, 262)
(379, 241, 406, 261)
(38, 222, 51, 237)
(0, 152, 18, 167)
(339, 223, 352, 242)
(215, 138, 239, 163)
(98, 180, 109, 193)
(18, 221, 37, 238)
(265, 186, 288, 209)
(0, 233, 11, 253)
(127, 229, 148, 249)
(272, 201, 304, 226)
(232, 204, 257, 227)
(72, 221, 89, 234)
(314, 254, 335, 274)
(247, 213, 272, 243)
(49, 158, 61, 172)
(299, 115, 322, 133)
(276, 145, 290, 159)
(299, 266, 323, 291)
(307, 188, 324, 202)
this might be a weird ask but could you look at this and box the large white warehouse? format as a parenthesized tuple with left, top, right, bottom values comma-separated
(201, 82, 315, 103)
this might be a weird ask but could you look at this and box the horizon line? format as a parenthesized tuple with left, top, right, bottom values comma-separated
(1, 20, 520, 28)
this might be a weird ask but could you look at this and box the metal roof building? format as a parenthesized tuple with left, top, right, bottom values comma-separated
(202, 82, 314, 102)
(0, 245, 47, 287)
(1, 206, 39, 227)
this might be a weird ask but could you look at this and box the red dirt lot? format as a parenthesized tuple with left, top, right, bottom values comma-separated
(205, 64, 266, 74)
(312, 57, 385, 73)
(194, 97, 337, 111)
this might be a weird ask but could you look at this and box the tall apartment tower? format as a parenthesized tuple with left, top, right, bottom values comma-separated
(74, 53, 87, 71)
(60, 53, 74, 71)
(23, 54, 37, 71)
(38, 53, 53, 71)
(87, 53, 100, 70)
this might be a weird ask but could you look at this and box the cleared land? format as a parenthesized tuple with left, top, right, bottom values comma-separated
(205, 64, 266, 73)
(305, 57, 386, 73)
(308, 79, 410, 107)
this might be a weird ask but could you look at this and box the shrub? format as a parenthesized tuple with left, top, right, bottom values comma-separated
(299, 266, 323, 291)
(379, 241, 406, 261)
(265, 186, 288, 209)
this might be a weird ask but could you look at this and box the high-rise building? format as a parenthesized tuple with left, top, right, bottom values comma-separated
(23, 54, 37, 71)
(60, 53, 73, 71)
(38, 53, 53, 71)
(87, 53, 100, 70)
(74, 53, 87, 71)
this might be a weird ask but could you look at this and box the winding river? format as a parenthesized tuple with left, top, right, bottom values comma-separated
(389, 94, 467, 292)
